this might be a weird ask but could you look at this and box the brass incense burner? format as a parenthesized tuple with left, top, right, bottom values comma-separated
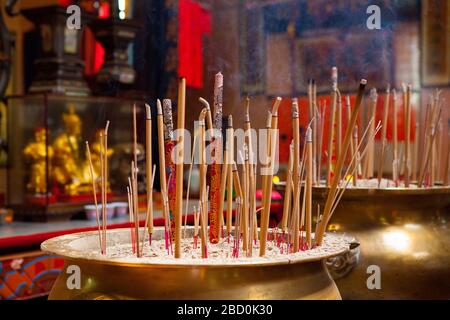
(41, 227, 351, 300)
(275, 182, 450, 299)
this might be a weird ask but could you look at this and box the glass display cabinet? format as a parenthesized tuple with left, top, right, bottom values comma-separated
(7, 94, 145, 221)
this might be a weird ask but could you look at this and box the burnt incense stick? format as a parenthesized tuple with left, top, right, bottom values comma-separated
(281, 143, 294, 232)
(261, 110, 272, 212)
(132, 104, 138, 171)
(209, 72, 224, 243)
(412, 122, 419, 182)
(162, 99, 177, 243)
(346, 96, 354, 163)
(198, 108, 208, 247)
(316, 79, 367, 245)
(291, 99, 301, 252)
(305, 127, 313, 248)
(156, 100, 169, 235)
(131, 162, 140, 257)
(392, 90, 399, 186)
(127, 185, 136, 254)
(240, 149, 249, 252)
(244, 97, 257, 248)
(174, 78, 186, 258)
(317, 101, 326, 184)
(226, 116, 234, 237)
(327, 84, 337, 186)
(145, 104, 154, 239)
(363, 88, 377, 179)
(404, 85, 412, 187)
(86, 141, 103, 254)
(352, 126, 359, 187)
(377, 85, 390, 187)
(99, 132, 105, 254)
(259, 97, 282, 256)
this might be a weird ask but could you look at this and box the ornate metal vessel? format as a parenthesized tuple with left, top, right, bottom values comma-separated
(275, 182, 450, 299)
(41, 227, 350, 300)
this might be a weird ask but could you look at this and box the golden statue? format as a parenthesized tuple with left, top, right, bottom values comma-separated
(23, 128, 54, 194)
(52, 106, 83, 195)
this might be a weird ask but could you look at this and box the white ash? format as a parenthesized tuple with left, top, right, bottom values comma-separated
(75, 230, 352, 266)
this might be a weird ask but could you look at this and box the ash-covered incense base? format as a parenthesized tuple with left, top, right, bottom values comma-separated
(41, 227, 352, 300)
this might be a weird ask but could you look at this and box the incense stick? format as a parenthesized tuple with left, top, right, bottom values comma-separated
(156, 100, 170, 241)
(327, 85, 337, 186)
(305, 127, 313, 248)
(184, 121, 199, 238)
(174, 78, 186, 258)
(281, 143, 294, 232)
(291, 99, 301, 252)
(198, 108, 208, 252)
(259, 97, 282, 256)
(404, 85, 412, 187)
(363, 88, 377, 179)
(145, 104, 154, 240)
(86, 141, 103, 254)
(133, 104, 138, 171)
(226, 116, 234, 237)
(208, 72, 224, 243)
(392, 90, 399, 186)
(141, 165, 156, 252)
(377, 85, 390, 187)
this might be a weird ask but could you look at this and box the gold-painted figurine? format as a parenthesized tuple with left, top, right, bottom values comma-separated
(52, 106, 83, 195)
(23, 128, 53, 194)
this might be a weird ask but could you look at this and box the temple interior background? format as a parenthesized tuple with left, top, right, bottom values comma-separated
(0, 0, 449, 300)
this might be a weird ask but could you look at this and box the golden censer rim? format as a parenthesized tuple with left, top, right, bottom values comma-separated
(41, 226, 352, 269)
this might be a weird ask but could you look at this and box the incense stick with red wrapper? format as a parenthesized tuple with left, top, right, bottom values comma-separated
(209, 72, 224, 244)
(162, 99, 177, 243)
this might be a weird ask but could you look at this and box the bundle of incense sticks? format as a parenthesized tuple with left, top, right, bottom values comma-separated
(209, 72, 224, 243)
(316, 79, 367, 245)
(418, 92, 442, 187)
(162, 99, 177, 241)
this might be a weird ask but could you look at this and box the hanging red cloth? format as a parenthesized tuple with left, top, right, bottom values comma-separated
(83, 2, 110, 76)
(178, 0, 211, 89)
